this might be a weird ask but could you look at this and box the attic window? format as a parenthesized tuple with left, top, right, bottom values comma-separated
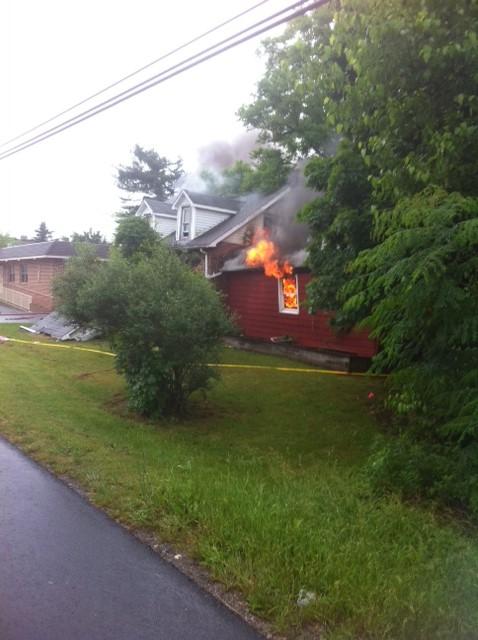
(180, 206, 191, 239)
(278, 275, 299, 314)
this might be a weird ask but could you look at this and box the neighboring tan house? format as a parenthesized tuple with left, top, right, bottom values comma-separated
(137, 169, 377, 362)
(0, 241, 109, 312)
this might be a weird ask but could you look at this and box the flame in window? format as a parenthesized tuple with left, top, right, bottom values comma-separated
(245, 230, 299, 312)
(281, 276, 298, 310)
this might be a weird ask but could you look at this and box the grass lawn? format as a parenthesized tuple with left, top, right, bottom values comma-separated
(0, 324, 477, 639)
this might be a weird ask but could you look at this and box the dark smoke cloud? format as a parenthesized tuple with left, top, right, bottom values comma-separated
(269, 161, 317, 254)
(222, 163, 320, 271)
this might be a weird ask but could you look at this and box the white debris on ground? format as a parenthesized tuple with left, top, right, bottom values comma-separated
(297, 589, 317, 607)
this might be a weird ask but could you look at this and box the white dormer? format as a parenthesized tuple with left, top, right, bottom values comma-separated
(172, 190, 240, 242)
(136, 197, 177, 238)
(174, 192, 195, 241)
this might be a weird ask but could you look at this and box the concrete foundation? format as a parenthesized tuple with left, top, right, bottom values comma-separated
(223, 336, 354, 372)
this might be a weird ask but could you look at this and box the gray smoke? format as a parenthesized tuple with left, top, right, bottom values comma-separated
(197, 131, 258, 171)
(222, 163, 319, 272)
(266, 161, 317, 254)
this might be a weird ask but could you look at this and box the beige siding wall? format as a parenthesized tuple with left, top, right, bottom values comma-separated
(153, 215, 177, 237)
(194, 207, 231, 238)
(1, 258, 66, 311)
(226, 214, 264, 245)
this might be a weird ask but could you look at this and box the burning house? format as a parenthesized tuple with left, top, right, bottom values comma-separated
(136, 166, 377, 365)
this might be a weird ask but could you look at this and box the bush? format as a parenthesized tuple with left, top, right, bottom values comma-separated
(54, 243, 233, 417)
(366, 435, 478, 518)
(342, 188, 478, 515)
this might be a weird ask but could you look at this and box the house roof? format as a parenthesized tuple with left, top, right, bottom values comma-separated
(175, 190, 241, 212)
(183, 188, 290, 249)
(0, 240, 110, 261)
(182, 163, 317, 250)
(143, 197, 176, 216)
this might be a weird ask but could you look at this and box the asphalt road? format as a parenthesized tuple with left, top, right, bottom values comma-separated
(0, 437, 262, 640)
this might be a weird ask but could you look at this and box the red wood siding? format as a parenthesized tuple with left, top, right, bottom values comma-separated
(219, 270, 377, 358)
(1, 259, 65, 312)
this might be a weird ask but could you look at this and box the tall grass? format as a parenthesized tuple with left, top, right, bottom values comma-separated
(132, 449, 478, 639)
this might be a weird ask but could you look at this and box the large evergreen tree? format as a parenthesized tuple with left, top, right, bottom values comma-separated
(34, 222, 53, 242)
(116, 145, 183, 210)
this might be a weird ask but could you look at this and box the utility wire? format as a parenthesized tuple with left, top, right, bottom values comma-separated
(2, 0, 312, 157)
(0, 0, 328, 162)
(0, 0, 274, 150)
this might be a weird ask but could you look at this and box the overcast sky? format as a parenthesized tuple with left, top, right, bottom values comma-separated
(0, 0, 288, 241)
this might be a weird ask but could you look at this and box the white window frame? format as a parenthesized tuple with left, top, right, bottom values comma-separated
(278, 274, 299, 315)
(180, 206, 191, 239)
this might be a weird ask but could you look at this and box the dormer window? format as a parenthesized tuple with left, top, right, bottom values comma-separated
(180, 206, 192, 239)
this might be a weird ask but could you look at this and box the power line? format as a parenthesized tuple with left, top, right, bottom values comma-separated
(0, 0, 328, 162)
(2, 0, 312, 158)
(0, 0, 274, 150)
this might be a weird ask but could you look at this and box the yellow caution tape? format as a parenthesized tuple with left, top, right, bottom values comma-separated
(2, 336, 386, 377)
(4, 337, 115, 357)
(213, 363, 386, 377)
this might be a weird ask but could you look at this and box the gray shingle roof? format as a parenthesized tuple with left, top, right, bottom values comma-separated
(0, 241, 110, 261)
(183, 190, 241, 212)
(143, 197, 176, 216)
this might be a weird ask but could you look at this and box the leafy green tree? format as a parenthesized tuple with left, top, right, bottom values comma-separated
(116, 145, 183, 209)
(71, 229, 107, 244)
(0, 233, 13, 248)
(54, 244, 232, 417)
(114, 215, 159, 259)
(221, 148, 291, 195)
(238, 11, 334, 157)
(343, 188, 478, 512)
(201, 148, 291, 197)
(242, 0, 478, 512)
(34, 222, 53, 242)
(299, 140, 372, 316)
(322, 0, 478, 204)
(53, 244, 105, 325)
(326, 0, 478, 512)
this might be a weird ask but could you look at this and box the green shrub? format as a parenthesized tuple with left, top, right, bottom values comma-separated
(366, 435, 478, 518)
(55, 243, 233, 417)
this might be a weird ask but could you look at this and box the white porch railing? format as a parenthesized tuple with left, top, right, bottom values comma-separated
(0, 284, 32, 311)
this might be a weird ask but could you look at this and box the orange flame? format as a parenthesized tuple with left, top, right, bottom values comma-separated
(245, 231, 293, 279)
(282, 276, 298, 309)
(245, 231, 298, 311)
